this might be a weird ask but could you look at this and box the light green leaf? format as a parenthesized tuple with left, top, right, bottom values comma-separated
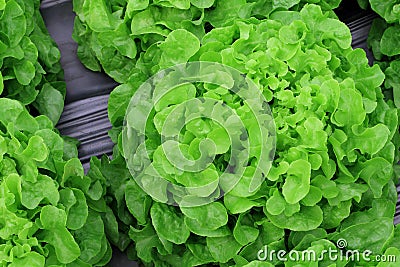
(159, 29, 200, 69)
(207, 235, 242, 263)
(282, 159, 311, 204)
(14, 60, 35, 86)
(150, 202, 190, 244)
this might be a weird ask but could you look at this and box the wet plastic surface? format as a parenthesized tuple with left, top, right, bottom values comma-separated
(41, 2, 136, 265)
(40, 0, 115, 169)
(40, 1, 117, 104)
(56, 95, 113, 169)
(39, 0, 400, 264)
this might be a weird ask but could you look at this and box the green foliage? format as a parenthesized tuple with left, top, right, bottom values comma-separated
(0, 2, 116, 266)
(0, 0, 66, 125)
(369, 0, 400, 24)
(72, 0, 400, 266)
(364, 0, 400, 109)
(0, 98, 116, 266)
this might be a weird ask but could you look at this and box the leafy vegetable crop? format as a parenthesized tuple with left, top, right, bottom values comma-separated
(70, 0, 400, 266)
(0, 0, 66, 124)
(0, 98, 115, 266)
(358, 0, 400, 110)
(72, 0, 342, 86)
(0, 1, 117, 266)
(364, 0, 400, 24)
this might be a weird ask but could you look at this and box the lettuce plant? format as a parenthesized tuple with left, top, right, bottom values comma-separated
(362, 1, 400, 109)
(72, 0, 341, 85)
(0, 0, 66, 124)
(0, 1, 118, 266)
(0, 98, 115, 266)
(356, 0, 400, 109)
(71, 1, 400, 266)
(367, 0, 400, 24)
